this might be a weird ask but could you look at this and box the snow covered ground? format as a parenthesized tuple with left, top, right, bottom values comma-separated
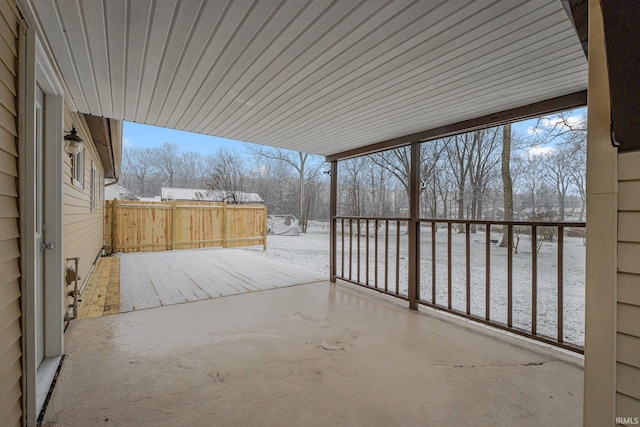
(244, 221, 585, 347)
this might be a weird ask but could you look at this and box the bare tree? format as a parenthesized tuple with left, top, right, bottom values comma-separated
(153, 142, 182, 187)
(122, 146, 156, 196)
(543, 147, 574, 220)
(367, 157, 396, 217)
(499, 124, 513, 247)
(370, 147, 412, 204)
(420, 140, 447, 218)
(370, 142, 447, 217)
(569, 148, 586, 221)
(528, 109, 587, 221)
(250, 146, 324, 232)
(179, 151, 204, 188)
(201, 148, 249, 204)
(520, 153, 552, 217)
(444, 133, 476, 231)
(341, 157, 367, 216)
(436, 162, 456, 219)
(246, 154, 292, 214)
(468, 128, 501, 230)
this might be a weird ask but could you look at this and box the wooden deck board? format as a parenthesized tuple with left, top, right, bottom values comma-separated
(170, 255, 223, 299)
(180, 262, 239, 298)
(103, 259, 120, 315)
(142, 256, 188, 307)
(118, 248, 325, 312)
(78, 257, 120, 320)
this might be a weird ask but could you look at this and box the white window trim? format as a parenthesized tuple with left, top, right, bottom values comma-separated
(90, 163, 97, 211)
(71, 148, 84, 188)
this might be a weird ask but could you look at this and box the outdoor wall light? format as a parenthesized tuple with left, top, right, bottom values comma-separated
(64, 126, 84, 156)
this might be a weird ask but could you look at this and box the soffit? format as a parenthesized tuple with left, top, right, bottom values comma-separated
(27, 0, 587, 157)
(82, 114, 122, 179)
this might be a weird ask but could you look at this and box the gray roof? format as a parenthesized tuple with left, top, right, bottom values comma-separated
(104, 184, 138, 201)
(161, 187, 263, 204)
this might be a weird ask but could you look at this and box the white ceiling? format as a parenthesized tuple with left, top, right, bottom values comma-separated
(26, 0, 587, 157)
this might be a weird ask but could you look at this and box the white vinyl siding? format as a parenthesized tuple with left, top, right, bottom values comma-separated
(63, 105, 105, 304)
(617, 150, 640, 420)
(0, 1, 23, 425)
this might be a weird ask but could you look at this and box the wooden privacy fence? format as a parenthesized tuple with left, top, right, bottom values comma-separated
(105, 200, 267, 253)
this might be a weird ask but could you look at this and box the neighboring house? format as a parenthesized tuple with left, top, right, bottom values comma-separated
(0, 1, 637, 426)
(161, 187, 264, 204)
(104, 183, 138, 201)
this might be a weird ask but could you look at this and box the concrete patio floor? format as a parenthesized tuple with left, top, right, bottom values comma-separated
(42, 281, 583, 426)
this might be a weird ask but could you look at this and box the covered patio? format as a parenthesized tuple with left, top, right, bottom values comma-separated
(11, 0, 636, 425)
(42, 275, 582, 426)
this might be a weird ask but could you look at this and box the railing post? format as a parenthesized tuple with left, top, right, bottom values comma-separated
(531, 225, 538, 335)
(465, 222, 471, 315)
(485, 224, 491, 321)
(374, 219, 379, 288)
(408, 141, 420, 310)
(349, 219, 353, 280)
(447, 222, 452, 309)
(557, 226, 564, 343)
(507, 224, 513, 328)
(365, 220, 370, 285)
(329, 160, 338, 282)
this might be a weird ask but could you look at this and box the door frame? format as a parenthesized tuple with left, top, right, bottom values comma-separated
(19, 25, 65, 425)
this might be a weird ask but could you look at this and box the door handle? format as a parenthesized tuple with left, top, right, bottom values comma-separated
(40, 242, 54, 251)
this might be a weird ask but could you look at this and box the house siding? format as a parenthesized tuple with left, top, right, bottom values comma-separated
(617, 150, 640, 420)
(63, 104, 105, 310)
(0, 0, 22, 425)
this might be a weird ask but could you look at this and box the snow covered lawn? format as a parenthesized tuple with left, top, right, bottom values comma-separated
(244, 222, 585, 347)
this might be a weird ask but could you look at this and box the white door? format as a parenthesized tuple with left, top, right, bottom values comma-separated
(35, 85, 45, 366)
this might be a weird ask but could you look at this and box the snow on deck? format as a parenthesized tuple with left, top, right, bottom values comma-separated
(117, 248, 325, 312)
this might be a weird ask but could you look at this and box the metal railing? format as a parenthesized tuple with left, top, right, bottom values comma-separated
(335, 217, 409, 301)
(333, 216, 585, 353)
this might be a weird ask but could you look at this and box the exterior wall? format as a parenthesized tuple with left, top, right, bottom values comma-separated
(63, 104, 105, 307)
(617, 151, 640, 421)
(0, 1, 22, 426)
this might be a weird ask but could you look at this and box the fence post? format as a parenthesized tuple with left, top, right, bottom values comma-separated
(111, 200, 118, 253)
(262, 206, 267, 251)
(104, 200, 110, 252)
(172, 200, 177, 250)
(223, 202, 228, 248)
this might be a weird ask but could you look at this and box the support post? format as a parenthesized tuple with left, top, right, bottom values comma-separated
(408, 141, 420, 310)
(329, 160, 338, 282)
(583, 0, 618, 424)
